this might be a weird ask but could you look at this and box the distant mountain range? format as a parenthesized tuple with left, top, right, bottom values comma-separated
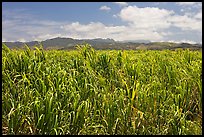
(2, 37, 202, 50)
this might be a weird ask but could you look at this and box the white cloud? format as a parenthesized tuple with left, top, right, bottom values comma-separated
(119, 6, 174, 30)
(195, 10, 202, 19)
(114, 2, 128, 7)
(62, 22, 104, 33)
(168, 15, 202, 32)
(118, 5, 202, 33)
(61, 22, 128, 40)
(176, 2, 197, 6)
(113, 14, 118, 18)
(61, 21, 165, 41)
(99, 6, 111, 11)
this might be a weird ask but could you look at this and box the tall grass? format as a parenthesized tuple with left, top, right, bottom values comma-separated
(2, 44, 202, 135)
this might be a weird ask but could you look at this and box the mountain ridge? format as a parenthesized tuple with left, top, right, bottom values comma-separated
(2, 37, 202, 50)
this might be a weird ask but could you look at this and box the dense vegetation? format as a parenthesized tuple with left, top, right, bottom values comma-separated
(2, 44, 202, 135)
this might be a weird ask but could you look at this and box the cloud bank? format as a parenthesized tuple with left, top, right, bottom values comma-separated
(2, 3, 202, 44)
(99, 6, 111, 11)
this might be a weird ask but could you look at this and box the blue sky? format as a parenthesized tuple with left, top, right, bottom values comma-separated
(2, 2, 202, 44)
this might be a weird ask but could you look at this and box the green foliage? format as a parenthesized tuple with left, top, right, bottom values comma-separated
(2, 44, 202, 135)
